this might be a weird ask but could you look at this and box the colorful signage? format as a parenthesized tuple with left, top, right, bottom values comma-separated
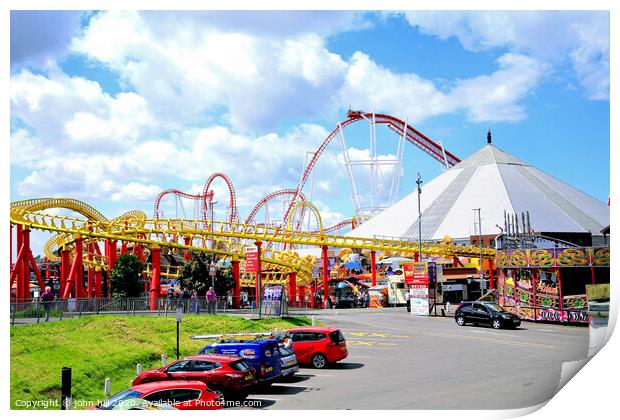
(496, 246, 609, 268)
(262, 284, 283, 316)
(404, 262, 429, 286)
(245, 246, 259, 272)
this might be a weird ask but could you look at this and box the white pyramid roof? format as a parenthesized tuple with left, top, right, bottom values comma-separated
(348, 144, 609, 241)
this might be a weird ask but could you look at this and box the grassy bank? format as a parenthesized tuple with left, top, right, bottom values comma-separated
(10, 315, 311, 409)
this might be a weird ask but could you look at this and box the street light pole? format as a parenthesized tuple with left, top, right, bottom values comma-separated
(473, 208, 484, 296)
(416, 173, 423, 258)
(210, 200, 218, 289)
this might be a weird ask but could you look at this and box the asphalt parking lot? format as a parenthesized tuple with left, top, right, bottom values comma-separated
(244, 309, 589, 410)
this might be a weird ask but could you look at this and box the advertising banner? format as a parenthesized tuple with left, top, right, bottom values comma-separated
(262, 284, 283, 316)
(404, 262, 429, 286)
(245, 246, 259, 273)
(410, 285, 429, 316)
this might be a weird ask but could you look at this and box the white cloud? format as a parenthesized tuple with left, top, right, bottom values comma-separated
(111, 182, 162, 201)
(340, 51, 544, 123)
(71, 11, 348, 132)
(402, 11, 609, 100)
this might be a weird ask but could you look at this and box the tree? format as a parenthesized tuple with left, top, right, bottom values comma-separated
(110, 254, 144, 298)
(178, 252, 234, 296)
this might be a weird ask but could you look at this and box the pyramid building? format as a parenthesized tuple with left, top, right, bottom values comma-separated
(348, 141, 609, 242)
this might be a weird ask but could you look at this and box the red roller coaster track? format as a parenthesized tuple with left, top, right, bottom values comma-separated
(245, 189, 306, 225)
(154, 172, 238, 223)
(202, 172, 238, 223)
(153, 189, 214, 220)
(284, 110, 461, 222)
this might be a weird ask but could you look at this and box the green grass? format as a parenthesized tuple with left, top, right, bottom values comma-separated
(10, 315, 312, 409)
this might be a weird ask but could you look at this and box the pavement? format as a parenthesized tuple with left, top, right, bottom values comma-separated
(242, 310, 588, 410)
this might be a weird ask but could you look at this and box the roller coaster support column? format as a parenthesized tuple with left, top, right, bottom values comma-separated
(87, 240, 94, 297)
(95, 269, 102, 298)
(150, 246, 161, 310)
(288, 272, 297, 305)
(371, 251, 377, 287)
(322, 245, 329, 306)
(232, 258, 240, 308)
(255, 241, 263, 315)
(298, 286, 306, 306)
(183, 237, 191, 260)
(60, 247, 70, 295)
(63, 236, 84, 298)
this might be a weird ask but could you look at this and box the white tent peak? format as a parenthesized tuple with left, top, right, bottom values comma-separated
(347, 143, 609, 241)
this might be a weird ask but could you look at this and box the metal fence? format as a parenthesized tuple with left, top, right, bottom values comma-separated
(10, 296, 308, 326)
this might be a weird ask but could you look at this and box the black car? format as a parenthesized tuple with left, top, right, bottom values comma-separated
(454, 301, 521, 329)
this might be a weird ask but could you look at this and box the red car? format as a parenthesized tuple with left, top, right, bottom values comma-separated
(133, 355, 256, 400)
(93, 380, 221, 410)
(287, 326, 348, 368)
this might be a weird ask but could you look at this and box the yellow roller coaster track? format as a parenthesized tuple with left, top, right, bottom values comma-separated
(11, 197, 495, 285)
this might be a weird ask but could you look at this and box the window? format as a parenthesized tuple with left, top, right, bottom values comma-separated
(329, 330, 345, 344)
(98, 389, 142, 409)
(170, 389, 201, 403)
(312, 332, 327, 341)
(291, 332, 315, 342)
(230, 360, 252, 372)
(191, 360, 220, 372)
(473, 303, 488, 312)
(278, 347, 294, 357)
(166, 360, 192, 373)
(142, 390, 174, 404)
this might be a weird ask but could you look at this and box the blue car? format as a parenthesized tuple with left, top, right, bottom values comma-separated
(198, 338, 282, 384)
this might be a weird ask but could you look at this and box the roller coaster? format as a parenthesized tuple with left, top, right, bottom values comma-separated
(10, 111, 494, 309)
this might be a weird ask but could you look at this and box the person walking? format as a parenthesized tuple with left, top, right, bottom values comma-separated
(405, 289, 411, 312)
(189, 290, 199, 314)
(40, 287, 55, 322)
(206, 287, 217, 315)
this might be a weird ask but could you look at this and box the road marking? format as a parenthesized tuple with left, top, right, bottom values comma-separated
(421, 331, 556, 349)
(347, 331, 410, 339)
(346, 355, 374, 359)
(348, 340, 398, 346)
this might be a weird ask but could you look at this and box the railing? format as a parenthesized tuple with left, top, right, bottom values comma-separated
(9, 296, 311, 325)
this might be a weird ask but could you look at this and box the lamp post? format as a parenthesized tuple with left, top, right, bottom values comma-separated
(416, 173, 423, 258)
(473, 208, 484, 296)
(210, 200, 218, 289)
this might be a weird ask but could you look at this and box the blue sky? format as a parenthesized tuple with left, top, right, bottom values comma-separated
(10, 10, 610, 253)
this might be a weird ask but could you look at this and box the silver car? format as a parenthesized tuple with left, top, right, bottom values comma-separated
(278, 346, 299, 377)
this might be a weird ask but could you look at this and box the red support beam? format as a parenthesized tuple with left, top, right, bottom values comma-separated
(322, 245, 329, 306)
(21, 228, 35, 299)
(370, 250, 377, 287)
(232, 259, 240, 308)
(87, 240, 94, 297)
(298, 285, 306, 306)
(288, 272, 297, 305)
(149, 246, 161, 310)
(16, 224, 24, 299)
(95, 269, 102, 298)
(184, 236, 192, 260)
(590, 266, 596, 285)
(75, 237, 86, 298)
(60, 248, 70, 295)
(255, 241, 262, 303)
(414, 252, 419, 262)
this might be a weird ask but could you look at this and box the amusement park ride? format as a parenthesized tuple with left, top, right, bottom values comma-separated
(9, 111, 494, 309)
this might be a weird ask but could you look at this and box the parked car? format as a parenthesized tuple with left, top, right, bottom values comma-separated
(132, 355, 256, 400)
(93, 381, 221, 410)
(455, 301, 521, 329)
(277, 346, 299, 378)
(199, 338, 282, 384)
(109, 398, 177, 410)
(287, 326, 348, 368)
